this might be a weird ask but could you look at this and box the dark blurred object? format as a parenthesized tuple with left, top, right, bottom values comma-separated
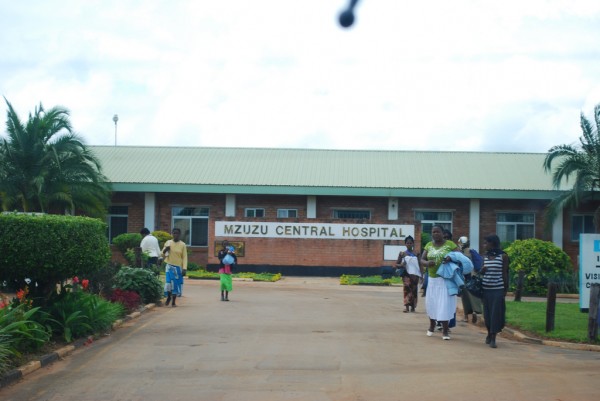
(338, 0, 360, 28)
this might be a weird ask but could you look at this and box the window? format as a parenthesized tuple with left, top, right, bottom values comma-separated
(333, 209, 371, 219)
(172, 207, 209, 246)
(415, 211, 452, 234)
(571, 215, 595, 241)
(497, 212, 535, 243)
(107, 206, 128, 243)
(245, 208, 265, 218)
(277, 209, 297, 218)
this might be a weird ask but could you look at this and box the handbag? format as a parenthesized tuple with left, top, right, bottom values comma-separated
(466, 275, 483, 298)
(395, 266, 407, 277)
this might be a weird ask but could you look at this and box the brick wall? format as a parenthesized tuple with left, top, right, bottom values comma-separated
(109, 192, 596, 273)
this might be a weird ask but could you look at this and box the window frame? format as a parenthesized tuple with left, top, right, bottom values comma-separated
(277, 208, 298, 218)
(414, 210, 453, 235)
(171, 206, 210, 247)
(245, 208, 265, 218)
(496, 212, 535, 243)
(570, 214, 595, 242)
(107, 205, 128, 243)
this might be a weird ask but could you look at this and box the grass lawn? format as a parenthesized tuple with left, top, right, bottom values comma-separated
(506, 301, 598, 344)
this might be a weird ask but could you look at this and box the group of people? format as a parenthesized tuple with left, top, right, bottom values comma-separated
(395, 225, 509, 348)
(140, 227, 187, 307)
(139, 228, 237, 305)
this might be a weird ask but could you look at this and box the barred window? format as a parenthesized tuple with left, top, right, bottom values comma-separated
(333, 210, 371, 219)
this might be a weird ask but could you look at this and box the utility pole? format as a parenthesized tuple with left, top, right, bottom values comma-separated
(113, 114, 119, 146)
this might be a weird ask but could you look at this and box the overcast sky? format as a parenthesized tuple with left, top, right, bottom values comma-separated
(1, 0, 600, 152)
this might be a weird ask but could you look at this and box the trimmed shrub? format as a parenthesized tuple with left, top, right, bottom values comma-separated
(112, 233, 142, 258)
(0, 213, 110, 298)
(113, 267, 162, 304)
(152, 230, 172, 249)
(505, 239, 574, 295)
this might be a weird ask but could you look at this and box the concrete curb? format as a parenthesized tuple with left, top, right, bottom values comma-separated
(0, 303, 156, 389)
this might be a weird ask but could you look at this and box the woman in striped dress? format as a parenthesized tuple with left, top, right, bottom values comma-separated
(481, 234, 509, 348)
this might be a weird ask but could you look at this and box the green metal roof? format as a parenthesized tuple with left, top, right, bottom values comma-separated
(90, 146, 565, 199)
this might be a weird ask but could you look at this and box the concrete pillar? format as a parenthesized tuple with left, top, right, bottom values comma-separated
(388, 197, 398, 220)
(144, 192, 156, 230)
(225, 194, 236, 217)
(469, 199, 480, 251)
(307, 196, 316, 219)
(552, 208, 563, 249)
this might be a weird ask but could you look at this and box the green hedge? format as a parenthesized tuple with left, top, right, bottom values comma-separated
(0, 213, 111, 297)
(505, 238, 575, 295)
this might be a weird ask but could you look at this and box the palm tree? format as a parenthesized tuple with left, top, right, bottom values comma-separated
(544, 103, 600, 229)
(0, 98, 110, 217)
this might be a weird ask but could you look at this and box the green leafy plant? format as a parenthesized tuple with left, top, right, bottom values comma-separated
(80, 293, 125, 333)
(152, 230, 172, 249)
(113, 266, 162, 304)
(124, 247, 149, 268)
(45, 292, 93, 342)
(505, 239, 574, 295)
(112, 233, 142, 258)
(0, 333, 14, 374)
(0, 304, 51, 360)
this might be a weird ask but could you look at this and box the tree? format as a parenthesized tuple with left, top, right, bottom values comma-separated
(544, 103, 600, 229)
(0, 99, 110, 217)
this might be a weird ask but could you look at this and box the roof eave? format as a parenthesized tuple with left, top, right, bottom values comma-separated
(109, 183, 563, 200)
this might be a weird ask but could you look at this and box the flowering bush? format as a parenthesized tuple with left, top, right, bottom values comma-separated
(110, 289, 141, 313)
(12, 286, 33, 310)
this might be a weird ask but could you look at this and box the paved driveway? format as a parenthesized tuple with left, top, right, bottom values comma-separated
(1, 277, 599, 401)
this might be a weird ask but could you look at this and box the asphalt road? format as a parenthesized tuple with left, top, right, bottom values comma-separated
(1, 277, 599, 401)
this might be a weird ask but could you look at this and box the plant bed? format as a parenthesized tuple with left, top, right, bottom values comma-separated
(340, 275, 403, 286)
(186, 271, 282, 282)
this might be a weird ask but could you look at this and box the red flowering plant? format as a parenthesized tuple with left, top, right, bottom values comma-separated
(66, 276, 89, 292)
(110, 289, 141, 313)
(12, 286, 33, 310)
(0, 293, 9, 310)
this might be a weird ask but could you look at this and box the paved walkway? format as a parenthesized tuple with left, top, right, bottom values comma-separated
(1, 277, 599, 401)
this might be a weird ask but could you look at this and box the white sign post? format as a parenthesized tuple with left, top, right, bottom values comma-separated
(579, 234, 600, 311)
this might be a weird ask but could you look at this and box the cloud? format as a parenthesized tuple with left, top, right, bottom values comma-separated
(1, 0, 599, 153)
